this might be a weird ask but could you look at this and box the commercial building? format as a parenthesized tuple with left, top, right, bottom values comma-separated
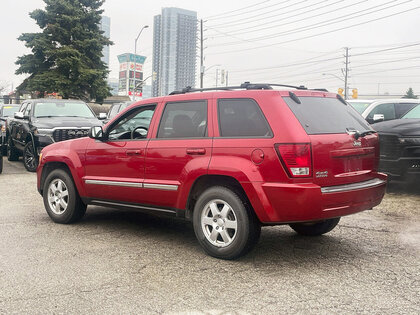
(100, 16, 111, 68)
(117, 53, 146, 97)
(152, 8, 197, 96)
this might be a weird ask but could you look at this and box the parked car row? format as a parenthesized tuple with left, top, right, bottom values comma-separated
(5, 99, 106, 171)
(37, 83, 387, 259)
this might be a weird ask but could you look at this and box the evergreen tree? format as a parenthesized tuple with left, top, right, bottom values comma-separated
(403, 87, 418, 99)
(15, 0, 112, 103)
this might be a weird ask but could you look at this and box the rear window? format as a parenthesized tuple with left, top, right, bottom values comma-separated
(402, 104, 420, 119)
(284, 96, 370, 134)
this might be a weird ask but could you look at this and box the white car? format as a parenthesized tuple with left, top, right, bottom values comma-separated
(347, 99, 420, 124)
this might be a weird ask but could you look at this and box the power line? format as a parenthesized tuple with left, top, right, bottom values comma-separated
(207, 0, 307, 27)
(209, 0, 407, 46)
(207, 5, 420, 55)
(204, 0, 271, 20)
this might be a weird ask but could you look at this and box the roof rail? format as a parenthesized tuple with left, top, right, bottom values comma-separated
(169, 82, 314, 95)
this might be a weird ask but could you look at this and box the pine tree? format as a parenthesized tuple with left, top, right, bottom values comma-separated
(15, 0, 112, 103)
(403, 87, 418, 99)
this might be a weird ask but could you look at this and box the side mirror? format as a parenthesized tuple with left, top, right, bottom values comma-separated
(373, 114, 385, 123)
(88, 126, 105, 140)
(14, 112, 24, 119)
(98, 112, 107, 120)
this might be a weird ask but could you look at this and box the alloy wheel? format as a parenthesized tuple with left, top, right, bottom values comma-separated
(201, 199, 238, 248)
(47, 179, 69, 215)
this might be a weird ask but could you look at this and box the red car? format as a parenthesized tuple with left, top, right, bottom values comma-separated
(37, 83, 387, 259)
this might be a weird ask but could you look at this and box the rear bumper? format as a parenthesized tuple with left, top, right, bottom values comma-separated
(244, 174, 387, 224)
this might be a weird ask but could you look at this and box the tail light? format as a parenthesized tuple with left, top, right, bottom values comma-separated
(275, 143, 312, 177)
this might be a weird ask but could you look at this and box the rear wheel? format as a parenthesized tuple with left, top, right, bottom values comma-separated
(193, 186, 261, 260)
(23, 141, 38, 172)
(43, 169, 86, 224)
(7, 138, 19, 161)
(289, 217, 340, 236)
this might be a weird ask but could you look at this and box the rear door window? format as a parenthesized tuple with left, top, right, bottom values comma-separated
(284, 96, 370, 134)
(157, 101, 208, 139)
(218, 98, 272, 137)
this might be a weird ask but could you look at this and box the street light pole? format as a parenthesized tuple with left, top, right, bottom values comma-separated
(133, 25, 149, 101)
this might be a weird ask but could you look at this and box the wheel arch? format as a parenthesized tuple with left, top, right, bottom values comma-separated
(40, 162, 79, 196)
(185, 175, 260, 222)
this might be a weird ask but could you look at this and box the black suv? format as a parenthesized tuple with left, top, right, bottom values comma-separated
(7, 99, 105, 172)
(373, 103, 420, 181)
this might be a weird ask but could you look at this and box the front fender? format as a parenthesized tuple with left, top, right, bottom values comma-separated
(38, 140, 88, 197)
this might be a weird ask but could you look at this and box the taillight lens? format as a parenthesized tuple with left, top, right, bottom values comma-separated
(275, 143, 312, 177)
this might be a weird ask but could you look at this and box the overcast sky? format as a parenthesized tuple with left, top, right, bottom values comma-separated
(1, 0, 420, 96)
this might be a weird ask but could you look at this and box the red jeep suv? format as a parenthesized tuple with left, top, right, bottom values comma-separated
(37, 83, 387, 259)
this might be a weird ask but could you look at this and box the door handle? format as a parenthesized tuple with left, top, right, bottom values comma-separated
(126, 149, 142, 156)
(186, 148, 206, 155)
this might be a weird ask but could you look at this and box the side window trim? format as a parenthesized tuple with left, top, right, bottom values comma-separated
(217, 98, 273, 138)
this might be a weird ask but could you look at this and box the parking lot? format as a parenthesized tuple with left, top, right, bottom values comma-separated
(0, 157, 419, 314)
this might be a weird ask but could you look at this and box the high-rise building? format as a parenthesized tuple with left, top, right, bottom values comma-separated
(152, 8, 197, 97)
(100, 16, 111, 68)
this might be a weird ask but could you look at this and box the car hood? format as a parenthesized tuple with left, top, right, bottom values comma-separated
(373, 118, 420, 136)
(32, 116, 101, 129)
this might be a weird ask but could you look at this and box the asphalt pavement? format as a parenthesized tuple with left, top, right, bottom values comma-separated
(0, 157, 419, 314)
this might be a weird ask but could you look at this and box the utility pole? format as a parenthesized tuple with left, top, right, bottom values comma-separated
(200, 19, 204, 88)
(215, 68, 219, 87)
(344, 47, 349, 100)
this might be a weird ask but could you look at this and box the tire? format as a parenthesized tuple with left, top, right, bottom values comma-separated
(0, 154, 3, 174)
(7, 138, 19, 161)
(289, 217, 340, 236)
(193, 186, 261, 260)
(23, 141, 38, 172)
(43, 169, 86, 224)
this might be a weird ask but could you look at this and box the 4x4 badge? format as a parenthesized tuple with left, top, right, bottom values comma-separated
(353, 140, 362, 147)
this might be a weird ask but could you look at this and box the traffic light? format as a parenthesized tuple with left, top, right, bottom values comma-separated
(338, 88, 344, 96)
(352, 88, 358, 99)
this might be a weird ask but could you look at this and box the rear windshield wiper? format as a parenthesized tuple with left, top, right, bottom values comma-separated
(346, 128, 377, 139)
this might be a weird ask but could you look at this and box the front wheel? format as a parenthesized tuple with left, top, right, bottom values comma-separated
(193, 186, 261, 260)
(23, 141, 38, 172)
(43, 169, 86, 224)
(289, 218, 340, 236)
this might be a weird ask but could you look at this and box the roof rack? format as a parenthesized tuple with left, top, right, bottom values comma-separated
(169, 82, 315, 95)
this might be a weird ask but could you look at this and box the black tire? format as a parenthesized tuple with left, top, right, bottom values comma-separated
(7, 138, 19, 161)
(289, 217, 340, 236)
(0, 154, 3, 174)
(23, 141, 38, 172)
(193, 186, 261, 260)
(43, 169, 86, 224)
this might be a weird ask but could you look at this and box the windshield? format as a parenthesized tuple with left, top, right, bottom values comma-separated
(348, 101, 373, 114)
(284, 96, 371, 134)
(33, 102, 95, 118)
(402, 104, 420, 119)
(2, 106, 20, 117)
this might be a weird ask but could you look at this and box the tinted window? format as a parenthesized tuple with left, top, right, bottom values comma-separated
(367, 103, 395, 121)
(402, 104, 420, 119)
(218, 99, 271, 137)
(33, 102, 94, 118)
(157, 101, 207, 138)
(395, 103, 418, 118)
(108, 105, 156, 140)
(284, 96, 370, 134)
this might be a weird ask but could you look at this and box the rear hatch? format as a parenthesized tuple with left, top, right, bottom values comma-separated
(283, 94, 379, 187)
